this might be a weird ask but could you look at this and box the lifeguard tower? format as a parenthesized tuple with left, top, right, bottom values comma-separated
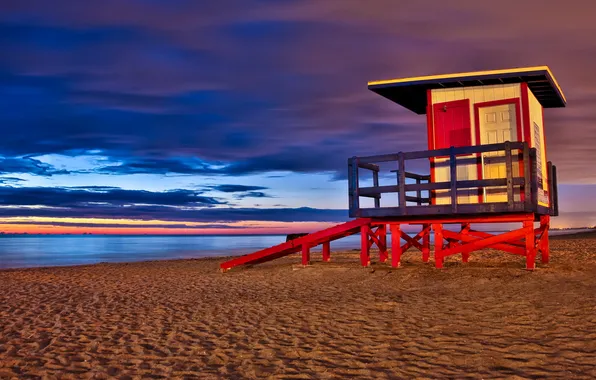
(221, 66, 564, 272)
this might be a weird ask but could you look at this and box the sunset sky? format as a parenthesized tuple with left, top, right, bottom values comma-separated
(1, 0, 596, 234)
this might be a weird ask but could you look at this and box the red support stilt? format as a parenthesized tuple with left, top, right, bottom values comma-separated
(422, 223, 430, 263)
(390, 224, 402, 268)
(322, 241, 331, 262)
(524, 220, 536, 270)
(461, 223, 470, 263)
(302, 244, 311, 266)
(539, 215, 550, 264)
(360, 224, 371, 267)
(433, 223, 444, 269)
(378, 224, 388, 263)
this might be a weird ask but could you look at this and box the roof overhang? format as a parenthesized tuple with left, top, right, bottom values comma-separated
(368, 66, 567, 115)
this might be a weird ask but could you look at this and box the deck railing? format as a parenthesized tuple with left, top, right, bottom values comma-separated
(348, 141, 558, 218)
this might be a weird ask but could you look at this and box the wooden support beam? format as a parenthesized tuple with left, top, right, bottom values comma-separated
(460, 223, 470, 263)
(466, 230, 526, 248)
(433, 224, 444, 269)
(377, 224, 388, 263)
(360, 224, 371, 267)
(539, 215, 550, 264)
(400, 231, 424, 251)
(440, 227, 529, 258)
(302, 244, 311, 266)
(442, 230, 526, 256)
(322, 241, 331, 262)
(422, 223, 430, 263)
(524, 220, 536, 270)
(390, 224, 402, 268)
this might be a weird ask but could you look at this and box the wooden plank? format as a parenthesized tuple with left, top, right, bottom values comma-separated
(450, 147, 457, 213)
(357, 141, 525, 163)
(358, 162, 380, 172)
(416, 178, 422, 205)
(358, 178, 525, 196)
(505, 141, 514, 209)
(371, 212, 534, 225)
(398, 152, 406, 214)
(389, 170, 431, 181)
(358, 202, 527, 218)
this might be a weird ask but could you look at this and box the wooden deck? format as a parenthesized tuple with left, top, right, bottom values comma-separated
(348, 141, 558, 219)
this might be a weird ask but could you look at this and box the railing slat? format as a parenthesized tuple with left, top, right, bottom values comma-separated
(358, 141, 525, 163)
(505, 141, 514, 210)
(523, 144, 531, 211)
(450, 147, 457, 213)
(373, 169, 380, 208)
(358, 178, 526, 196)
(398, 152, 406, 215)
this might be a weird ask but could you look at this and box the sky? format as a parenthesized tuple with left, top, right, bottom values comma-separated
(1, 0, 596, 234)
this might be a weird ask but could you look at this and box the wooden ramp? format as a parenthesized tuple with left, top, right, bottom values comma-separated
(220, 218, 372, 272)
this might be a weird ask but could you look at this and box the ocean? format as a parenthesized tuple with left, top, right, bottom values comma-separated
(0, 229, 585, 270)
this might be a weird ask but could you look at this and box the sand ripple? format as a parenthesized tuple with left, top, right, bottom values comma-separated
(1, 237, 596, 378)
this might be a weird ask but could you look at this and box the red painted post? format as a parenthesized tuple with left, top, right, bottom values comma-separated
(524, 220, 536, 270)
(540, 215, 550, 264)
(302, 244, 310, 266)
(422, 223, 430, 263)
(390, 224, 402, 268)
(322, 241, 331, 262)
(433, 223, 444, 269)
(378, 224, 388, 263)
(360, 224, 371, 267)
(461, 223, 470, 263)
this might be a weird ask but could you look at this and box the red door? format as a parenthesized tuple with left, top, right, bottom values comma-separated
(433, 99, 471, 149)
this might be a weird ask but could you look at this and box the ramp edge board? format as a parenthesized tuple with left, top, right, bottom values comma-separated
(220, 218, 372, 271)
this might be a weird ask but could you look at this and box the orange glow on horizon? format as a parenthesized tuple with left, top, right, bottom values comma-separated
(0, 217, 337, 235)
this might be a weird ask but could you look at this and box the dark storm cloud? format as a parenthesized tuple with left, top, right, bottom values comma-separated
(0, 203, 347, 223)
(0, 186, 344, 222)
(236, 191, 272, 199)
(0, 186, 223, 207)
(0, 157, 68, 176)
(1, 0, 595, 182)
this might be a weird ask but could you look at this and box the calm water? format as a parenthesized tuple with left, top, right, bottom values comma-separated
(0, 229, 586, 270)
(0, 234, 363, 269)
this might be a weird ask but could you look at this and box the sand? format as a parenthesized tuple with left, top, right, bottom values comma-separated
(1, 235, 596, 379)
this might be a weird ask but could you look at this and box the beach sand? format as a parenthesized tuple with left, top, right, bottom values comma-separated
(1, 234, 596, 379)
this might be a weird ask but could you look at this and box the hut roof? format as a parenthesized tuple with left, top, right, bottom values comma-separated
(368, 66, 566, 115)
